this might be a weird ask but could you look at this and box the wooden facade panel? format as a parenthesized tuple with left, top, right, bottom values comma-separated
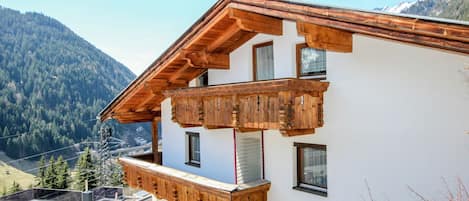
(292, 94, 320, 129)
(165, 79, 329, 136)
(173, 97, 203, 125)
(238, 94, 279, 129)
(204, 96, 233, 127)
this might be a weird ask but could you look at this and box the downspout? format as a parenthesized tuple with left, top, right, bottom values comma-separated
(233, 128, 238, 184)
(261, 130, 265, 179)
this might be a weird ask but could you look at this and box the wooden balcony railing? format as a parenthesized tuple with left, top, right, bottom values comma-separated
(164, 78, 329, 136)
(120, 157, 271, 201)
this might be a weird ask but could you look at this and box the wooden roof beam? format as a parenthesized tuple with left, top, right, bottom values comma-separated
(151, 105, 161, 112)
(113, 79, 167, 114)
(297, 21, 353, 52)
(146, 78, 170, 85)
(207, 22, 241, 52)
(105, 84, 146, 120)
(170, 79, 189, 86)
(112, 111, 161, 123)
(134, 92, 163, 112)
(184, 51, 229, 69)
(169, 60, 194, 82)
(145, 79, 170, 93)
(228, 8, 283, 36)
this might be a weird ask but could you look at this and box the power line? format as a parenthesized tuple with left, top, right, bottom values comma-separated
(4, 140, 99, 165)
(5, 143, 81, 165)
(0, 133, 24, 140)
(23, 155, 81, 173)
(5, 139, 125, 168)
(21, 143, 122, 173)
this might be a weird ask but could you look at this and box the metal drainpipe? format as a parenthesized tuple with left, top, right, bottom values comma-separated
(233, 128, 238, 184)
(261, 130, 265, 180)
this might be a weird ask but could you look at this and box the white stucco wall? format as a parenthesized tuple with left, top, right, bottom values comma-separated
(161, 20, 469, 200)
(259, 22, 469, 201)
(161, 98, 235, 183)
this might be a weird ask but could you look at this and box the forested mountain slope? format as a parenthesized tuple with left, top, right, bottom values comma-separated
(377, 0, 469, 22)
(0, 6, 138, 158)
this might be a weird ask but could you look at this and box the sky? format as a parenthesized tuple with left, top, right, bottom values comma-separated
(0, 0, 405, 75)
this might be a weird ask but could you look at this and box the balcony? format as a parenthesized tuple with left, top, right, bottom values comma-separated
(120, 156, 271, 201)
(164, 78, 329, 136)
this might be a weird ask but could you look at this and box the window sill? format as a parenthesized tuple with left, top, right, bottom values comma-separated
(185, 162, 201, 168)
(299, 75, 326, 81)
(293, 186, 327, 197)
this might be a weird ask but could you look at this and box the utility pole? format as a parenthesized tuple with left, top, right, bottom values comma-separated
(98, 125, 112, 185)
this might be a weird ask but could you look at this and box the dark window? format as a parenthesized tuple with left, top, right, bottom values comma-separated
(253, 41, 274, 81)
(197, 71, 208, 87)
(294, 143, 327, 196)
(186, 132, 200, 167)
(296, 43, 326, 78)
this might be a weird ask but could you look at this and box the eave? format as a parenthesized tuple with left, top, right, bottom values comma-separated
(99, 0, 469, 123)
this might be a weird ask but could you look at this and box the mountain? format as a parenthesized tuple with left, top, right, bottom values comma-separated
(376, 0, 469, 22)
(0, 6, 147, 159)
(379, 1, 417, 13)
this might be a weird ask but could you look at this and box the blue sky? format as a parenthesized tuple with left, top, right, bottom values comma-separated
(0, 0, 405, 75)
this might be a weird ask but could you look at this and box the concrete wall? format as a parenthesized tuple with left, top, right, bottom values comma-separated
(162, 20, 469, 200)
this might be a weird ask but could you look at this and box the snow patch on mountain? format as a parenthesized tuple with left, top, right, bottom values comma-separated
(379, 1, 418, 13)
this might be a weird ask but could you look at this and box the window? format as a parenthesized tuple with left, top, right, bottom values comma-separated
(253, 41, 274, 81)
(296, 43, 326, 78)
(196, 71, 208, 87)
(186, 132, 200, 167)
(294, 143, 327, 196)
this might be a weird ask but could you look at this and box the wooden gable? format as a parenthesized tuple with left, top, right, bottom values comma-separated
(101, 7, 283, 123)
(100, 0, 469, 124)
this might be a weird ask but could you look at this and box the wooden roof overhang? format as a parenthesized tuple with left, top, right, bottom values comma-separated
(99, 0, 469, 124)
(99, 3, 283, 123)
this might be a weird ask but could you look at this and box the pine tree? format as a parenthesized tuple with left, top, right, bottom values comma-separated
(44, 156, 56, 188)
(36, 156, 46, 187)
(75, 147, 97, 191)
(109, 164, 123, 186)
(1, 127, 10, 148)
(8, 181, 22, 194)
(1, 186, 6, 196)
(55, 156, 70, 189)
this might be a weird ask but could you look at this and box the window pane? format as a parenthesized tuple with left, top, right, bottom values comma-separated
(190, 135, 200, 162)
(197, 72, 208, 87)
(300, 47, 326, 76)
(255, 44, 274, 80)
(301, 147, 327, 188)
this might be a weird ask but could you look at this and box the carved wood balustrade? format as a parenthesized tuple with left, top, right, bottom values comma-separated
(120, 157, 270, 201)
(164, 78, 329, 136)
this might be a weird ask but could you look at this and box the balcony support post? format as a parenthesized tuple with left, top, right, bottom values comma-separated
(279, 91, 293, 132)
(151, 117, 161, 165)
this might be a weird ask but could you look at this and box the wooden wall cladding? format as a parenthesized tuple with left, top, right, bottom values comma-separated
(204, 96, 234, 126)
(120, 157, 270, 201)
(172, 97, 203, 126)
(238, 94, 279, 129)
(165, 79, 329, 136)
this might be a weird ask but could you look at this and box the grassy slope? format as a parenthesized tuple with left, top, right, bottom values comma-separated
(0, 160, 35, 192)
